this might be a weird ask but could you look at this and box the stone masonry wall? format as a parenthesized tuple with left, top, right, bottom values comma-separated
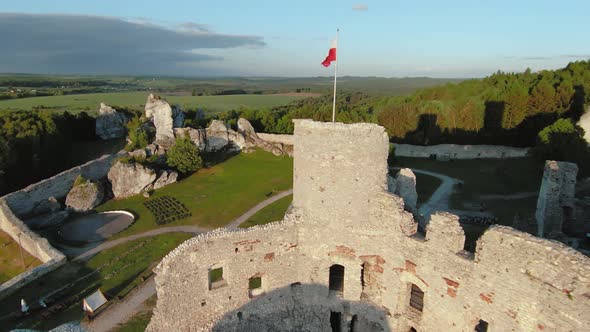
(256, 133, 294, 146)
(535, 160, 578, 238)
(3, 152, 123, 217)
(394, 143, 529, 159)
(0, 198, 66, 300)
(148, 120, 589, 332)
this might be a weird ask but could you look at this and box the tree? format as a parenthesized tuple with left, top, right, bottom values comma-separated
(166, 135, 202, 174)
(532, 118, 590, 176)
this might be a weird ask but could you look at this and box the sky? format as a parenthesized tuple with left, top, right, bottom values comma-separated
(0, 0, 589, 78)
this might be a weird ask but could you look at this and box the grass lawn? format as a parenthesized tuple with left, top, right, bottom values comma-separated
(113, 295, 157, 332)
(0, 230, 42, 283)
(394, 157, 543, 226)
(0, 91, 307, 114)
(239, 194, 292, 228)
(0, 233, 191, 331)
(97, 150, 293, 237)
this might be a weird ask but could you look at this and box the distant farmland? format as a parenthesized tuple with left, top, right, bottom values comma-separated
(0, 91, 311, 114)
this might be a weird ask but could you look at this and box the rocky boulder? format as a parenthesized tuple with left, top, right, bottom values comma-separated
(153, 170, 179, 190)
(96, 103, 127, 140)
(237, 117, 258, 138)
(108, 161, 157, 198)
(205, 120, 234, 151)
(145, 94, 184, 143)
(393, 168, 418, 213)
(65, 181, 105, 212)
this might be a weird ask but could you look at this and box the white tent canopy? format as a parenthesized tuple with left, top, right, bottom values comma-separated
(82, 289, 108, 313)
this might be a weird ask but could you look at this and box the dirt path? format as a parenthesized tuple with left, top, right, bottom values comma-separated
(85, 276, 156, 332)
(66, 189, 293, 262)
(75, 189, 293, 331)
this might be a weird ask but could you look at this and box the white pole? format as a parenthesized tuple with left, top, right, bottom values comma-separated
(332, 29, 339, 123)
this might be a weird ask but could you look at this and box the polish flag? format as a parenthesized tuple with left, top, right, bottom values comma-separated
(321, 39, 337, 67)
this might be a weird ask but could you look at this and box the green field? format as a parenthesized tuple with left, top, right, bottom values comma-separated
(0, 230, 42, 283)
(239, 194, 293, 228)
(0, 91, 308, 114)
(97, 150, 293, 237)
(0, 233, 191, 331)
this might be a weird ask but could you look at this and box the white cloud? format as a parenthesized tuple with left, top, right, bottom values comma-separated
(352, 4, 368, 11)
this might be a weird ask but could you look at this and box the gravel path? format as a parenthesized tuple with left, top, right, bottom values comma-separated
(74, 189, 293, 331)
(84, 276, 156, 332)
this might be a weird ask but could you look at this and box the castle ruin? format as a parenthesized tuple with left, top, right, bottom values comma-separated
(147, 120, 590, 332)
(535, 160, 578, 238)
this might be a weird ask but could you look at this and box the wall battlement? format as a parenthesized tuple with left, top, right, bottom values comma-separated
(148, 120, 589, 332)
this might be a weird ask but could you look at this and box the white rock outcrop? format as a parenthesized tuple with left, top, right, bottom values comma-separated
(65, 181, 105, 212)
(577, 106, 590, 144)
(107, 161, 157, 198)
(145, 94, 184, 143)
(153, 170, 179, 190)
(95, 103, 127, 140)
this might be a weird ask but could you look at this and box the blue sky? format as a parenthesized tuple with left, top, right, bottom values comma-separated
(1, 0, 589, 77)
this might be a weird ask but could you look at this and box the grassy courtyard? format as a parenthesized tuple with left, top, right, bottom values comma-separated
(239, 194, 293, 228)
(394, 157, 542, 226)
(0, 92, 308, 114)
(0, 233, 191, 331)
(0, 230, 42, 284)
(97, 150, 293, 237)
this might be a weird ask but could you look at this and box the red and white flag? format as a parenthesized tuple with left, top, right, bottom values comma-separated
(321, 39, 337, 67)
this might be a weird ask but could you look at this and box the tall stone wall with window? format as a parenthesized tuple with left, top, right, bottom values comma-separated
(148, 120, 590, 332)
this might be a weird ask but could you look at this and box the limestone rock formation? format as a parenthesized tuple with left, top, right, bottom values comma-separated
(153, 170, 179, 190)
(26, 210, 70, 230)
(576, 106, 590, 144)
(205, 120, 237, 151)
(95, 103, 127, 140)
(237, 117, 258, 138)
(65, 181, 104, 212)
(129, 148, 147, 160)
(108, 161, 157, 198)
(172, 105, 185, 128)
(393, 168, 418, 213)
(145, 94, 184, 143)
(31, 197, 61, 216)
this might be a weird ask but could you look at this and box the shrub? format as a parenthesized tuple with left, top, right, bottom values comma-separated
(125, 116, 150, 151)
(166, 135, 202, 174)
(532, 118, 590, 176)
(73, 175, 87, 186)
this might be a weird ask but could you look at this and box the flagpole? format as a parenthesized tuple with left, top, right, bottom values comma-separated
(332, 28, 339, 123)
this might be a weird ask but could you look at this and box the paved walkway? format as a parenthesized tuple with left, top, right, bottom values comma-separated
(75, 189, 293, 331)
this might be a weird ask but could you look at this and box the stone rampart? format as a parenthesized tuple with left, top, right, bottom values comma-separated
(148, 121, 589, 332)
(394, 143, 529, 159)
(3, 152, 123, 217)
(256, 133, 294, 146)
(0, 199, 66, 300)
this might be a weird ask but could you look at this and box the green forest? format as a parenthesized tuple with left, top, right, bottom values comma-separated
(1, 61, 589, 194)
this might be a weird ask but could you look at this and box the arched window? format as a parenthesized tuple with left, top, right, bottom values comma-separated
(329, 264, 345, 296)
(409, 284, 424, 312)
(475, 319, 489, 332)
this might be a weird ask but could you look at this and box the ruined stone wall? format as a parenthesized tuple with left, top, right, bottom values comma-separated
(535, 161, 578, 238)
(148, 220, 303, 331)
(394, 143, 529, 159)
(0, 198, 66, 300)
(256, 133, 294, 146)
(149, 121, 590, 332)
(3, 152, 123, 216)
